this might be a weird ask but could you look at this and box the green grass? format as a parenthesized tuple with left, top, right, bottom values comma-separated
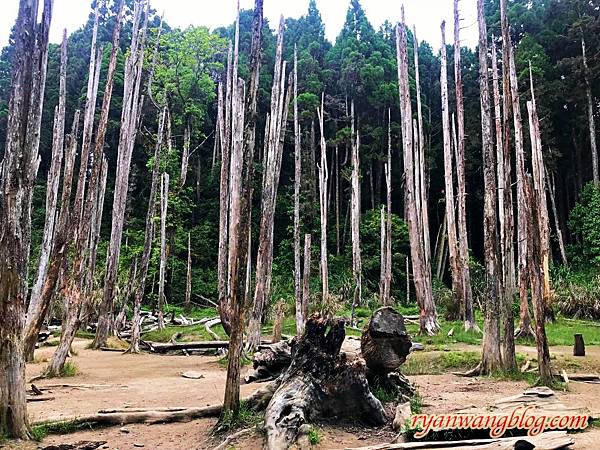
(142, 323, 227, 342)
(74, 330, 95, 339)
(45, 361, 79, 378)
(162, 305, 219, 320)
(308, 426, 322, 445)
(403, 351, 482, 375)
(372, 386, 398, 403)
(217, 353, 252, 368)
(217, 401, 263, 431)
(544, 317, 600, 346)
(410, 392, 423, 414)
(31, 419, 96, 441)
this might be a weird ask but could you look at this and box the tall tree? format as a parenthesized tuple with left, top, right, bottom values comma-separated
(317, 93, 329, 306)
(350, 101, 362, 313)
(0, 0, 53, 438)
(397, 9, 438, 335)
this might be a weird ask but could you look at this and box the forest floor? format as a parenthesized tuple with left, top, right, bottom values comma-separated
(3, 334, 600, 449)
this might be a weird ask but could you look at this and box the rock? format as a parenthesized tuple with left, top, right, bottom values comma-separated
(410, 342, 424, 352)
(133, 444, 144, 448)
(119, 427, 129, 434)
(392, 401, 412, 431)
(180, 371, 204, 379)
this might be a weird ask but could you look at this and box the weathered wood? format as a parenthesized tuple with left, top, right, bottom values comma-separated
(293, 46, 304, 335)
(0, 0, 53, 437)
(574, 334, 585, 357)
(361, 307, 412, 377)
(272, 300, 285, 343)
(350, 101, 363, 315)
(397, 12, 437, 335)
(245, 341, 292, 383)
(477, 0, 503, 374)
(265, 316, 386, 449)
(95, 0, 148, 348)
(440, 21, 463, 322)
(157, 172, 170, 331)
(302, 233, 312, 324)
(582, 35, 599, 184)
(40, 441, 107, 450)
(453, 2, 476, 331)
(317, 94, 330, 306)
(380, 110, 393, 306)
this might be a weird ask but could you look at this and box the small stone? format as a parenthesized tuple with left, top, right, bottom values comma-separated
(133, 444, 144, 448)
(392, 401, 412, 431)
(119, 427, 130, 433)
(410, 342, 425, 352)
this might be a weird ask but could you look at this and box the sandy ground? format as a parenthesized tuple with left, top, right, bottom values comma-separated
(1, 339, 599, 449)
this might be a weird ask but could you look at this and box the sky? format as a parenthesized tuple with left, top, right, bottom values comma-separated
(0, 0, 478, 51)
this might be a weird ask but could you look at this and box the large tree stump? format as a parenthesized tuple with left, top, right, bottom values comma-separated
(264, 315, 386, 449)
(245, 340, 292, 383)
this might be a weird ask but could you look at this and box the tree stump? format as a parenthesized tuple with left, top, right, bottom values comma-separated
(574, 334, 585, 357)
(264, 315, 386, 449)
(245, 340, 291, 383)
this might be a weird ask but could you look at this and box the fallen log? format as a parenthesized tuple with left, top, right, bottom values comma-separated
(32, 379, 281, 429)
(345, 430, 575, 449)
(27, 395, 55, 402)
(265, 315, 387, 450)
(146, 340, 230, 353)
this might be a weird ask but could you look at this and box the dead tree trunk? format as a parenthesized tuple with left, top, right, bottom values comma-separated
(546, 170, 568, 266)
(293, 47, 304, 335)
(53, 3, 124, 372)
(397, 11, 438, 335)
(524, 177, 553, 384)
(248, 18, 291, 350)
(527, 66, 552, 320)
(302, 234, 312, 324)
(180, 124, 190, 189)
(317, 94, 329, 307)
(128, 107, 167, 354)
(453, 1, 476, 331)
(582, 35, 599, 185)
(25, 30, 67, 361)
(350, 101, 362, 315)
(222, 0, 263, 420)
(157, 172, 170, 330)
(440, 21, 463, 320)
(184, 233, 192, 312)
(0, 0, 53, 438)
(381, 111, 392, 306)
(477, 0, 503, 374)
(95, 0, 148, 348)
(264, 316, 386, 449)
(413, 27, 431, 270)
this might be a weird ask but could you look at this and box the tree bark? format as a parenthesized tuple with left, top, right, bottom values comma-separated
(0, 0, 53, 438)
(293, 47, 304, 335)
(396, 12, 438, 335)
(317, 94, 329, 307)
(95, 0, 148, 348)
(128, 107, 167, 354)
(440, 21, 463, 320)
(302, 234, 312, 326)
(248, 18, 291, 349)
(453, 2, 476, 331)
(582, 35, 599, 185)
(157, 172, 170, 330)
(350, 102, 362, 315)
(477, 0, 503, 374)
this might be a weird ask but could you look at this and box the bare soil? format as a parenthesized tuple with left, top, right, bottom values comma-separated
(2, 339, 599, 449)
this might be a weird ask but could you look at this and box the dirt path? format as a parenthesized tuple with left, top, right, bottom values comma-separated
(3, 339, 599, 449)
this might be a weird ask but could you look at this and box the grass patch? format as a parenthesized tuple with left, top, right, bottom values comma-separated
(142, 323, 227, 343)
(217, 401, 263, 431)
(410, 392, 423, 414)
(31, 419, 95, 440)
(45, 361, 78, 378)
(544, 317, 600, 346)
(217, 353, 252, 368)
(308, 426, 321, 445)
(403, 351, 482, 375)
(162, 305, 219, 321)
(372, 386, 398, 404)
(74, 330, 95, 339)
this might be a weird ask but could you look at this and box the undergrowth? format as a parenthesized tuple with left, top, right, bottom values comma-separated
(45, 361, 78, 378)
(31, 419, 95, 441)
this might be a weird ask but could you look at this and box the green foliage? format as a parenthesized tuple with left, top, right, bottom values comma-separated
(218, 401, 263, 431)
(569, 183, 600, 266)
(31, 419, 95, 440)
(308, 426, 322, 445)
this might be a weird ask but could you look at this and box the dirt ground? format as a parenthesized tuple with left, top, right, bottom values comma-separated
(2, 339, 600, 450)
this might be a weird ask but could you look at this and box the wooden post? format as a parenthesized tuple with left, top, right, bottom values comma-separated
(574, 334, 585, 357)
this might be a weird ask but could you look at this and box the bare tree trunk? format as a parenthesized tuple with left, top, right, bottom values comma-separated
(293, 47, 304, 335)
(222, 0, 263, 419)
(397, 11, 438, 335)
(302, 234, 312, 325)
(95, 0, 148, 348)
(335, 145, 340, 255)
(547, 170, 568, 266)
(129, 107, 167, 354)
(0, 0, 53, 438)
(582, 35, 599, 185)
(25, 30, 67, 361)
(317, 94, 329, 307)
(184, 233, 192, 312)
(440, 22, 463, 320)
(435, 214, 447, 280)
(453, 1, 476, 331)
(527, 66, 552, 320)
(157, 173, 170, 330)
(248, 19, 291, 349)
(87, 155, 108, 288)
(413, 27, 430, 270)
(524, 176, 553, 384)
(350, 101, 362, 317)
(180, 124, 190, 188)
(477, 0, 503, 374)
(380, 111, 392, 306)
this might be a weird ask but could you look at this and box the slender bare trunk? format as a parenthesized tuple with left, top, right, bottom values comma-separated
(547, 170, 568, 266)
(302, 234, 312, 324)
(380, 110, 392, 305)
(317, 94, 329, 307)
(397, 11, 438, 334)
(582, 35, 599, 185)
(440, 22, 463, 320)
(157, 172, 170, 330)
(95, 0, 148, 348)
(293, 47, 304, 334)
(477, 0, 503, 373)
(350, 101, 362, 316)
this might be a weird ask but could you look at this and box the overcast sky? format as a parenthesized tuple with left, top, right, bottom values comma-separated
(0, 0, 478, 51)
